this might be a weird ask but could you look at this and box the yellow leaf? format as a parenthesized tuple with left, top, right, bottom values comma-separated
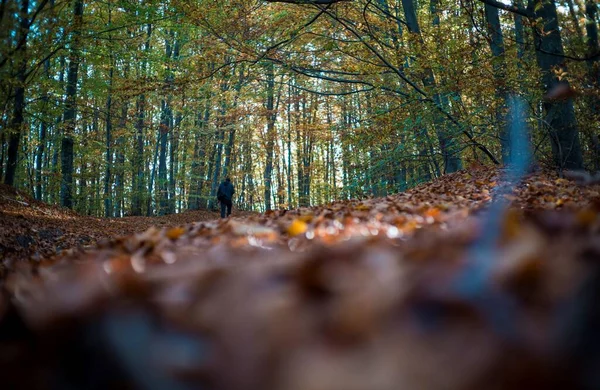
(287, 220, 308, 237)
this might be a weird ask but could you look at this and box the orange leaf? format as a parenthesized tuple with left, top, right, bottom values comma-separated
(166, 227, 185, 240)
(287, 219, 308, 237)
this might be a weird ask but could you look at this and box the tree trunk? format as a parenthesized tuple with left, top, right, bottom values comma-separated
(158, 33, 173, 215)
(566, 0, 584, 43)
(35, 59, 51, 200)
(60, 0, 83, 208)
(167, 38, 181, 214)
(208, 109, 225, 210)
(208, 71, 232, 210)
(530, 0, 583, 169)
(188, 93, 211, 210)
(5, 0, 29, 186)
(402, 0, 462, 174)
(131, 22, 151, 216)
(104, 56, 114, 217)
(585, 0, 600, 171)
(484, 3, 510, 163)
(263, 61, 276, 211)
(148, 128, 161, 216)
(223, 65, 245, 180)
(585, 1, 599, 106)
(114, 102, 127, 217)
(286, 82, 293, 207)
(158, 99, 171, 215)
(169, 111, 182, 213)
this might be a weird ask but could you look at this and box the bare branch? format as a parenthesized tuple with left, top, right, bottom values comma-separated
(476, 0, 532, 18)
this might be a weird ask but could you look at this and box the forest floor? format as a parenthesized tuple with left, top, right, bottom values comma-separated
(1, 168, 600, 389)
(0, 184, 254, 269)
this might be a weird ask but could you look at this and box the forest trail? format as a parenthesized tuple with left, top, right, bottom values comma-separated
(1, 168, 600, 389)
(1, 167, 597, 268)
(0, 185, 255, 269)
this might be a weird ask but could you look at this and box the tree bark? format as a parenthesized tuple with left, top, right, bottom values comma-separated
(263, 61, 276, 211)
(114, 101, 127, 217)
(188, 91, 211, 210)
(104, 55, 114, 217)
(530, 0, 583, 169)
(402, 0, 462, 174)
(484, 2, 510, 163)
(60, 0, 83, 208)
(35, 59, 51, 200)
(5, 0, 29, 186)
(208, 82, 230, 210)
(131, 22, 151, 216)
(223, 65, 246, 180)
(158, 32, 173, 215)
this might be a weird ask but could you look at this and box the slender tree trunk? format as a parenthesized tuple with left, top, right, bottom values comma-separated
(131, 22, 151, 216)
(158, 99, 170, 215)
(263, 62, 276, 211)
(209, 106, 226, 209)
(148, 128, 161, 216)
(35, 122, 47, 199)
(205, 135, 217, 209)
(484, 3, 510, 163)
(35, 59, 51, 200)
(60, 0, 84, 208)
(167, 38, 181, 214)
(169, 111, 182, 213)
(223, 65, 245, 180)
(514, 0, 526, 69)
(132, 92, 145, 216)
(286, 82, 293, 207)
(189, 93, 211, 210)
(114, 102, 127, 217)
(158, 33, 173, 215)
(78, 117, 88, 214)
(5, 0, 29, 186)
(431, 0, 462, 173)
(49, 55, 65, 205)
(104, 56, 114, 217)
(208, 72, 231, 210)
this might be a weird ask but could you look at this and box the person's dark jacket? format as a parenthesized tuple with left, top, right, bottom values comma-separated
(217, 181, 235, 202)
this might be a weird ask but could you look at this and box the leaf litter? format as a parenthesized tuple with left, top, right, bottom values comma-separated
(1, 168, 600, 389)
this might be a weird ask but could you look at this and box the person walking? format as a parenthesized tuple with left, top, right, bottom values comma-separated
(217, 177, 235, 218)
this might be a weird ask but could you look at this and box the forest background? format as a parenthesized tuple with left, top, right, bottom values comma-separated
(1, 0, 599, 217)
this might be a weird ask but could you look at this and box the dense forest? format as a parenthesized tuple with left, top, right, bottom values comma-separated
(0, 0, 598, 216)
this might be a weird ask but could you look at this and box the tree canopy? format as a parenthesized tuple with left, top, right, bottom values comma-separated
(0, 0, 598, 215)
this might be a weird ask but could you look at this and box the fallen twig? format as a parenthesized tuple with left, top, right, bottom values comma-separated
(1, 195, 30, 206)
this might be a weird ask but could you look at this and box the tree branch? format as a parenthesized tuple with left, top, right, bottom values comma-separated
(476, 0, 532, 18)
